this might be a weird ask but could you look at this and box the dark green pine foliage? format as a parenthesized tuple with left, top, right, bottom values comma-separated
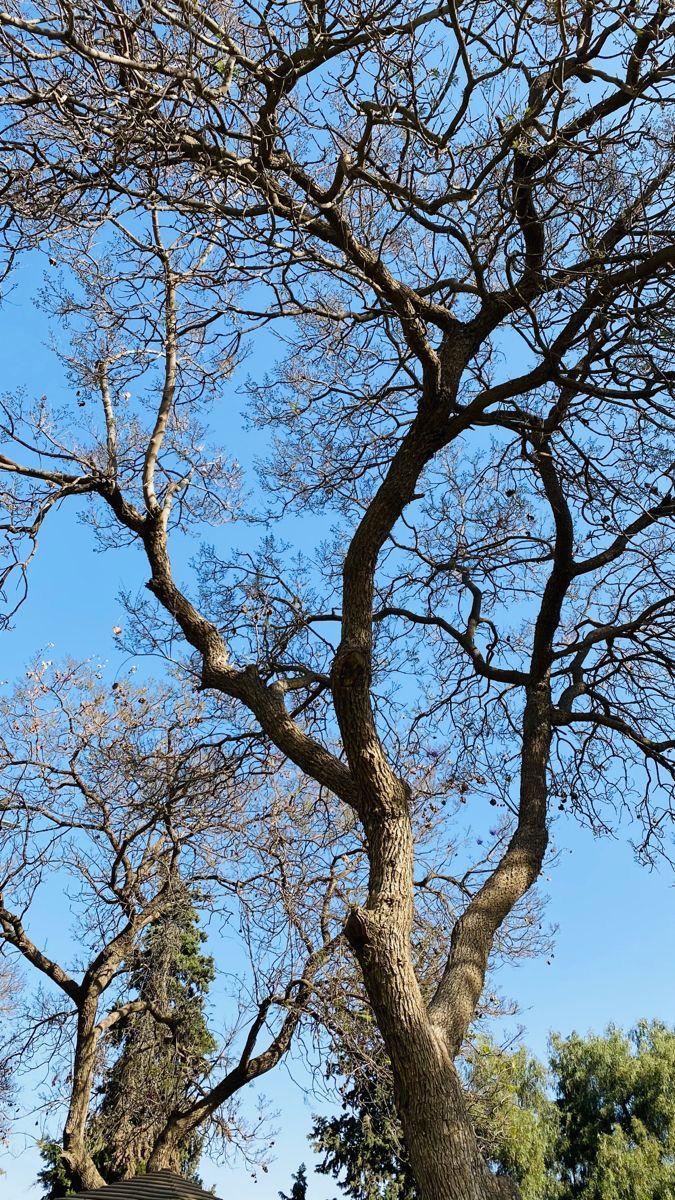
(92, 887, 217, 1181)
(38, 888, 216, 1197)
(312, 1054, 416, 1200)
(37, 1141, 77, 1199)
(279, 1163, 309, 1200)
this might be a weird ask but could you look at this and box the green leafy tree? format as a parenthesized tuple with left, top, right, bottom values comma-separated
(312, 1023, 675, 1200)
(312, 1037, 556, 1200)
(89, 886, 217, 1182)
(551, 1022, 675, 1199)
(467, 1042, 558, 1200)
(313, 1052, 415, 1200)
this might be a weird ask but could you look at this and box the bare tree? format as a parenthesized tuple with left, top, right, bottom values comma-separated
(0, 656, 529, 1193)
(0, 655, 539, 1193)
(0, 660, 352, 1189)
(0, 3, 674, 1197)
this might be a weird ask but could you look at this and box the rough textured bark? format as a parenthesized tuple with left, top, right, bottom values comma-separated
(429, 684, 551, 1057)
(344, 830, 516, 1200)
(62, 995, 107, 1192)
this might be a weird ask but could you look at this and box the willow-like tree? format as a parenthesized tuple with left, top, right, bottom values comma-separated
(1, 4, 675, 1198)
(313, 1022, 675, 1200)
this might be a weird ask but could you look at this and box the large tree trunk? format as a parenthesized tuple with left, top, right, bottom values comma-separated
(341, 816, 514, 1200)
(394, 1044, 517, 1200)
(346, 908, 514, 1200)
(335, 680, 552, 1200)
(61, 996, 107, 1191)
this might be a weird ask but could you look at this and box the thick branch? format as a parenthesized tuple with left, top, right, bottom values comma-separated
(0, 902, 80, 1002)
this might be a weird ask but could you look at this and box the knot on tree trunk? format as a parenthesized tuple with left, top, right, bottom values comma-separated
(344, 906, 375, 958)
(331, 644, 370, 690)
(61, 1149, 105, 1193)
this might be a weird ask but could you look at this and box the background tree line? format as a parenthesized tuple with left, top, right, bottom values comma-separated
(309, 1020, 675, 1200)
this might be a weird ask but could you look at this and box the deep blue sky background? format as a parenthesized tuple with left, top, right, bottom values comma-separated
(0, 250, 674, 1200)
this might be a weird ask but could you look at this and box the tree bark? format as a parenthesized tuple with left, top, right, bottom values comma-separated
(61, 995, 107, 1192)
(345, 904, 515, 1200)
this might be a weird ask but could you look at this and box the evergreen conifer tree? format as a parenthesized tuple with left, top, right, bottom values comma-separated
(39, 886, 216, 1196)
(279, 1163, 308, 1200)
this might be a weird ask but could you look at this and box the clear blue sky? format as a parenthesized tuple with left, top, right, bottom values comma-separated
(0, 250, 674, 1200)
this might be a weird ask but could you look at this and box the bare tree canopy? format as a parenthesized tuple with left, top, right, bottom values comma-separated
(0, 2, 674, 1197)
(0, 660, 518, 1191)
(0, 662, 350, 1189)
